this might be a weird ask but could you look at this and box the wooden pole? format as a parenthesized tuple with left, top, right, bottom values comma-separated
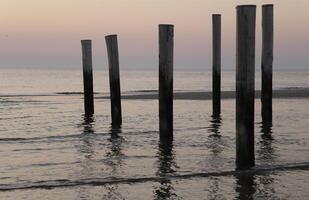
(236, 5, 256, 169)
(212, 14, 221, 117)
(105, 35, 122, 128)
(159, 24, 174, 140)
(261, 4, 274, 123)
(81, 40, 94, 116)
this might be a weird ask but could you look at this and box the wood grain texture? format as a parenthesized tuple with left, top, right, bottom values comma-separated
(261, 4, 274, 123)
(236, 5, 256, 169)
(105, 35, 122, 128)
(81, 40, 94, 116)
(212, 14, 221, 117)
(159, 24, 174, 140)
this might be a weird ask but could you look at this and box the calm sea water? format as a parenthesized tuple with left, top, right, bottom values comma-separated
(1, 69, 309, 95)
(0, 69, 309, 199)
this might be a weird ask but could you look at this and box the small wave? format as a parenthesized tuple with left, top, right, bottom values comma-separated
(56, 92, 101, 95)
(0, 94, 55, 97)
(129, 90, 158, 93)
(0, 134, 93, 143)
(0, 130, 158, 144)
(0, 126, 226, 144)
(56, 92, 83, 95)
(0, 91, 101, 98)
(0, 100, 49, 104)
(6, 161, 82, 171)
(0, 116, 33, 120)
(278, 86, 309, 90)
(0, 162, 308, 191)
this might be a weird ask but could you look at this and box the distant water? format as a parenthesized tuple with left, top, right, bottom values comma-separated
(1, 69, 309, 95)
(0, 69, 309, 199)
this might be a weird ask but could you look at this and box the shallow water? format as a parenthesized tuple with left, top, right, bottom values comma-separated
(1, 69, 309, 199)
(0, 93, 309, 199)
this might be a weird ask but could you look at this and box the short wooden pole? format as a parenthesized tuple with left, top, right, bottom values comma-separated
(159, 24, 174, 139)
(105, 35, 122, 128)
(81, 40, 94, 116)
(261, 4, 274, 123)
(236, 5, 256, 169)
(212, 14, 221, 117)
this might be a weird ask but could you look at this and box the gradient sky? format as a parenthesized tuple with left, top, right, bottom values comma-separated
(0, 0, 308, 70)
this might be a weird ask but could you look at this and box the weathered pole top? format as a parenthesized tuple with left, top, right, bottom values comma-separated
(159, 24, 174, 27)
(105, 34, 117, 38)
(262, 4, 274, 7)
(236, 5, 256, 8)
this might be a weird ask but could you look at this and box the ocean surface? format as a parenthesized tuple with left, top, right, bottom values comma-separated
(1, 69, 309, 95)
(0, 69, 309, 199)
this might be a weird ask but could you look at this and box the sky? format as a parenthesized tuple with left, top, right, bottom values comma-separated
(0, 0, 308, 70)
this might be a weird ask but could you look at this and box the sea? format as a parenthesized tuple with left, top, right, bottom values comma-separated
(0, 69, 309, 199)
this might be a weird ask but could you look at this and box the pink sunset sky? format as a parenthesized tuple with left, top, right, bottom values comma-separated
(0, 0, 308, 69)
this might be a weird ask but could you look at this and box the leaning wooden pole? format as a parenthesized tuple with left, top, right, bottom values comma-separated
(261, 4, 274, 123)
(212, 14, 221, 117)
(105, 35, 122, 128)
(81, 40, 94, 116)
(236, 5, 256, 169)
(159, 24, 174, 140)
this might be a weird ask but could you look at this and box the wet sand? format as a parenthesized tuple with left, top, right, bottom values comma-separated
(97, 89, 309, 100)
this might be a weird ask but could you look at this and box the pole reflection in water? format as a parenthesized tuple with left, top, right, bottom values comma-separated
(208, 115, 222, 152)
(235, 120, 277, 200)
(79, 114, 95, 163)
(82, 114, 95, 133)
(258, 120, 276, 162)
(235, 170, 278, 200)
(77, 114, 96, 200)
(206, 115, 224, 199)
(153, 139, 178, 200)
(235, 172, 256, 200)
(255, 120, 277, 198)
(102, 127, 125, 200)
(106, 127, 124, 170)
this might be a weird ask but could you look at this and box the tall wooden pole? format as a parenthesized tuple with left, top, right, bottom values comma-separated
(81, 40, 94, 116)
(261, 4, 274, 123)
(236, 5, 256, 169)
(105, 35, 122, 128)
(212, 14, 221, 117)
(159, 24, 174, 140)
